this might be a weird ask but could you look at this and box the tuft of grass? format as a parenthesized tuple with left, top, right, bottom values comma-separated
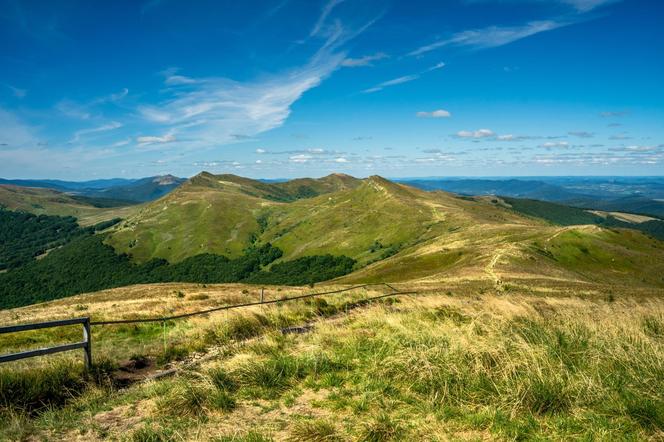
(209, 389, 237, 412)
(287, 418, 341, 441)
(208, 367, 238, 392)
(0, 361, 86, 414)
(642, 315, 664, 338)
(131, 424, 175, 442)
(205, 313, 270, 345)
(522, 376, 572, 415)
(214, 431, 274, 441)
(156, 376, 212, 418)
(622, 393, 664, 431)
(156, 344, 190, 366)
(358, 413, 403, 441)
(233, 354, 303, 396)
(188, 293, 210, 301)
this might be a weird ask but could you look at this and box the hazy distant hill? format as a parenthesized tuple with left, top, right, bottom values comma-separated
(400, 177, 664, 218)
(0, 174, 185, 203)
(0, 184, 140, 226)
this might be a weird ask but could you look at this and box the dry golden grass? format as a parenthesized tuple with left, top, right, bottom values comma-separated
(1, 280, 663, 441)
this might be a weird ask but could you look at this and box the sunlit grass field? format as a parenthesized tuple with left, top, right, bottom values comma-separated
(1, 281, 663, 441)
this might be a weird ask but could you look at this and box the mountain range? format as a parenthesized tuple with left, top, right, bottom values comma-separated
(2, 172, 664, 309)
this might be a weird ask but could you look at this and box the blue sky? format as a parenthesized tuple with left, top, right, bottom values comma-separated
(1, 0, 663, 179)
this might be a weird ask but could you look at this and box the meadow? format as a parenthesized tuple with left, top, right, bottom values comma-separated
(1, 281, 662, 441)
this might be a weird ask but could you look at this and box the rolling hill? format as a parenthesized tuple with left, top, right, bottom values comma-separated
(0, 174, 185, 203)
(0, 184, 140, 226)
(2, 172, 664, 310)
(104, 172, 664, 290)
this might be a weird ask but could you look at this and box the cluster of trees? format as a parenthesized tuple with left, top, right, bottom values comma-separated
(0, 209, 83, 270)
(504, 197, 664, 241)
(247, 254, 356, 285)
(0, 234, 355, 309)
(0, 209, 122, 271)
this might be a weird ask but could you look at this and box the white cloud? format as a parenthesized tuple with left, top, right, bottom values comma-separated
(334, 157, 348, 163)
(310, 0, 345, 37)
(560, 0, 619, 11)
(416, 109, 451, 118)
(138, 47, 348, 148)
(112, 138, 131, 147)
(290, 154, 312, 163)
(0, 108, 39, 147)
(457, 128, 495, 138)
(363, 74, 419, 93)
(341, 52, 388, 67)
(464, 0, 620, 12)
(256, 148, 266, 154)
(56, 100, 92, 120)
(540, 141, 570, 148)
(71, 121, 123, 143)
(137, 133, 176, 146)
(165, 74, 197, 85)
(426, 61, 446, 72)
(410, 20, 566, 56)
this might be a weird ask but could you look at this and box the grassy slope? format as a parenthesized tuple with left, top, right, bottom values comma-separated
(106, 176, 269, 262)
(104, 173, 664, 289)
(1, 283, 663, 440)
(106, 173, 381, 264)
(0, 185, 140, 226)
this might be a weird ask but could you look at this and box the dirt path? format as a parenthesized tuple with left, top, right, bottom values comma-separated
(485, 244, 519, 289)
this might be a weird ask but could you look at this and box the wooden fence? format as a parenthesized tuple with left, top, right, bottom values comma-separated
(0, 284, 414, 370)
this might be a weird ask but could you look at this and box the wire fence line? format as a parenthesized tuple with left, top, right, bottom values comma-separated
(0, 283, 421, 370)
(90, 283, 409, 326)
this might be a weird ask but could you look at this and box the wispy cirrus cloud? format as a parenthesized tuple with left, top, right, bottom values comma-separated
(363, 74, 419, 93)
(362, 61, 445, 93)
(464, 0, 620, 12)
(70, 121, 122, 143)
(341, 52, 388, 67)
(138, 52, 345, 148)
(410, 20, 566, 56)
(137, 132, 176, 146)
(136, 1, 379, 149)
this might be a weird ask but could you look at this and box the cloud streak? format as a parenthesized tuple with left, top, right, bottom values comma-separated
(363, 62, 445, 93)
(410, 20, 567, 56)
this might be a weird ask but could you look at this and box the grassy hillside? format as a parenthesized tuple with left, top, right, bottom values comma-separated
(1, 283, 662, 440)
(103, 173, 664, 291)
(0, 185, 140, 226)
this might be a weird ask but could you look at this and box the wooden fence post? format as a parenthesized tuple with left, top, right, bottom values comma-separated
(260, 287, 264, 304)
(83, 317, 92, 371)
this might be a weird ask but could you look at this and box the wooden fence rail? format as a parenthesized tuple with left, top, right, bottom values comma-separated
(0, 317, 92, 370)
(0, 284, 414, 370)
